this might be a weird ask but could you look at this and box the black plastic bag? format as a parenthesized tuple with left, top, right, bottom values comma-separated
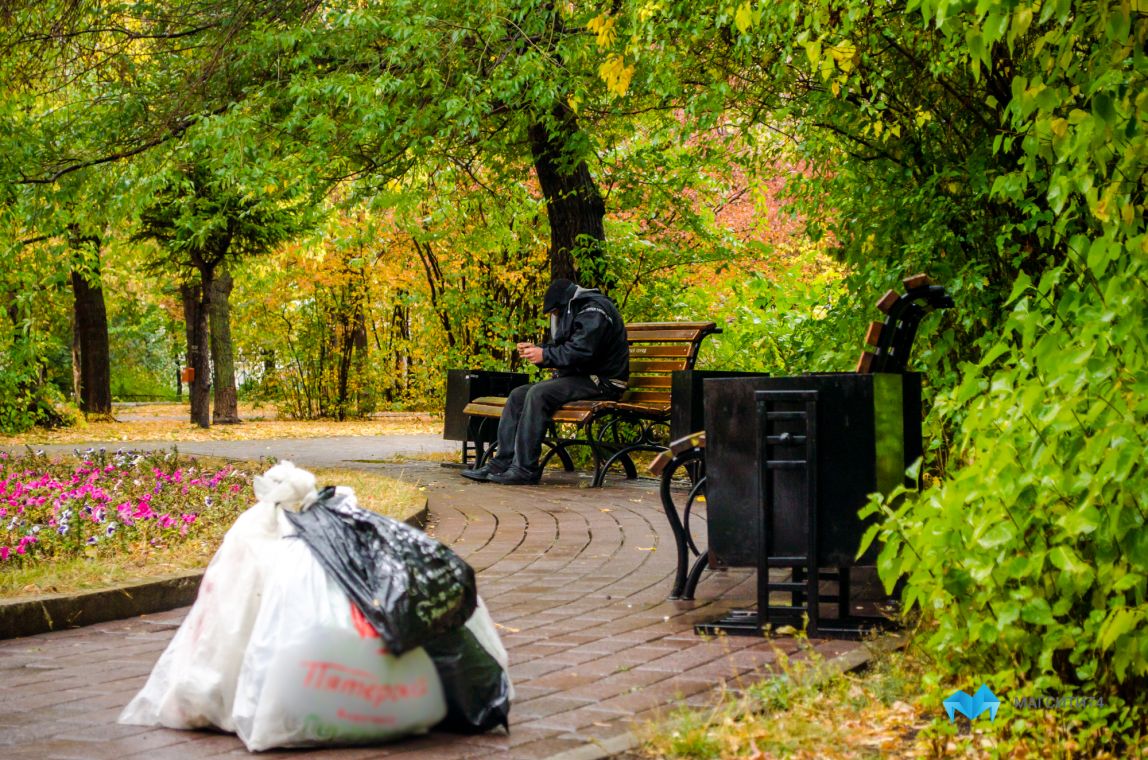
(284, 487, 477, 656)
(423, 626, 512, 732)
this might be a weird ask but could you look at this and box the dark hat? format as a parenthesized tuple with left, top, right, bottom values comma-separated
(542, 279, 577, 312)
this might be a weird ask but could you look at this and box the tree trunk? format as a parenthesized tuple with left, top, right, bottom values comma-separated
(209, 269, 240, 424)
(528, 104, 610, 289)
(172, 329, 183, 402)
(70, 257, 112, 416)
(182, 280, 212, 428)
(71, 313, 82, 407)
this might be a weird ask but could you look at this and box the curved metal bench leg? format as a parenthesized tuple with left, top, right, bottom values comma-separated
(540, 440, 576, 472)
(592, 446, 640, 487)
(472, 418, 497, 467)
(660, 462, 692, 599)
(681, 550, 710, 601)
(658, 448, 709, 600)
(682, 476, 705, 555)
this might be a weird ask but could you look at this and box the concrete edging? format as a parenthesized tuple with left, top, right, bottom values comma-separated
(0, 501, 430, 640)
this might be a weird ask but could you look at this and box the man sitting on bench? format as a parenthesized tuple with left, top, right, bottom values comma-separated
(461, 278, 630, 485)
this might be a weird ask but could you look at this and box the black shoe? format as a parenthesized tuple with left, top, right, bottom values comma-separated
(460, 462, 507, 483)
(487, 466, 541, 485)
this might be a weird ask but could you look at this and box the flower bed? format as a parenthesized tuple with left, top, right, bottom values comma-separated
(0, 448, 250, 566)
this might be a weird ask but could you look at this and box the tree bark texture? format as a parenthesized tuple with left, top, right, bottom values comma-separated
(528, 105, 609, 289)
(182, 281, 212, 428)
(209, 269, 240, 424)
(70, 264, 112, 416)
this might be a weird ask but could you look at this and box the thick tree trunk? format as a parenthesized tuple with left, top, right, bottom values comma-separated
(209, 269, 240, 424)
(528, 104, 609, 289)
(181, 280, 212, 428)
(70, 259, 112, 416)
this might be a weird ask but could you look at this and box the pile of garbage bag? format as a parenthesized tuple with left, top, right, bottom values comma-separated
(119, 461, 512, 751)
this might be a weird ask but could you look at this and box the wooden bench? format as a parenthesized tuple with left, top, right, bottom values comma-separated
(650, 274, 953, 602)
(462, 321, 720, 486)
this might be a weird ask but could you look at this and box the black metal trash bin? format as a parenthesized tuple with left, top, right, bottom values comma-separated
(443, 369, 530, 464)
(699, 372, 922, 636)
(669, 370, 771, 440)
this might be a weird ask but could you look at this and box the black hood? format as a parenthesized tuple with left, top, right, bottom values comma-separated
(542, 279, 577, 313)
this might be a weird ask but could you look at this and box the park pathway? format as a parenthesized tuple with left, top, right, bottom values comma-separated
(0, 438, 868, 759)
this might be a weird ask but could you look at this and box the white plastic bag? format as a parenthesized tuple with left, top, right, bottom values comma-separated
(232, 538, 447, 750)
(118, 500, 282, 732)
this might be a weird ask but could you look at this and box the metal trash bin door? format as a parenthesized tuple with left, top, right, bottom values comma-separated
(703, 373, 922, 569)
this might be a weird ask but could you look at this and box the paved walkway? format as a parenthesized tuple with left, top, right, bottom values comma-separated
(0, 437, 868, 758)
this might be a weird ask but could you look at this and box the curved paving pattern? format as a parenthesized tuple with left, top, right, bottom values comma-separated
(0, 458, 865, 759)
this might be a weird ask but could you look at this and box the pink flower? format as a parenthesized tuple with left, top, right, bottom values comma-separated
(0, 547, 8, 560)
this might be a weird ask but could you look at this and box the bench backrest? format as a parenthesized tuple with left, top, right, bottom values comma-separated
(855, 274, 954, 373)
(623, 322, 720, 409)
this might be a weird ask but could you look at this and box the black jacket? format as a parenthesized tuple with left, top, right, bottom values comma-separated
(540, 287, 629, 387)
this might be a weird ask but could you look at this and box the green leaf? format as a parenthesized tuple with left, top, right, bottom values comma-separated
(1098, 607, 1142, 650)
(1021, 598, 1055, 626)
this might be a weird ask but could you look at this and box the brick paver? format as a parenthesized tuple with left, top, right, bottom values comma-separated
(0, 451, 866, 759)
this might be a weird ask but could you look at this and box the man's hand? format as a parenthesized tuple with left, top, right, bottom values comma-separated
(517, 342, 544, 365)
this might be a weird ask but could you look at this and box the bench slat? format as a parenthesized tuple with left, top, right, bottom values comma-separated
(463, 396, 509, 418)
(629, 345, 694, 358)
(621, 390, 671, 405)
(628, 375, 672, 390)
(614, 401, 670, 414)
(864, 321, 883, 346)
(630, 358, 691, 373)
(903, 273, 931, 291)
(627, 328, 715, 343)
(626, 321, 716, 333)
(876, 289, 900, 314)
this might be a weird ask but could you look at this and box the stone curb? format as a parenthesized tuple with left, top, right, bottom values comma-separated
(579, 634, 906, 760)
(0, 501, 430, 641)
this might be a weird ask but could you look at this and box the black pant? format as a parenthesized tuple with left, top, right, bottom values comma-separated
(492, 375, 608, 473)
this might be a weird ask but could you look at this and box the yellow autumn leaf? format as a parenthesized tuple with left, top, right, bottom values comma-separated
(829, 41, 856, 72)
(638, 0, 665, 23)
(588, 13, 616, 49)
(803, 39, 822, 68)
(734, 2, 755, 33)
(598, 53, 635, 96)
